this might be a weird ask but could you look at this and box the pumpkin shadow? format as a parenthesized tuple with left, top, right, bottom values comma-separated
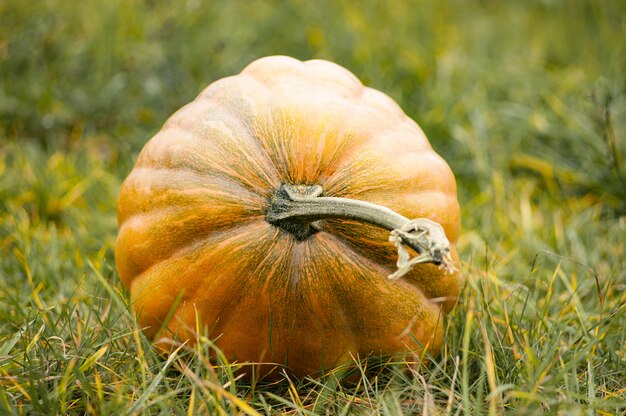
(156, 332, 438, 387)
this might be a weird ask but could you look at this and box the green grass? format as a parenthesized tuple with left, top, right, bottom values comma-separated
(1, 0, 625, 414)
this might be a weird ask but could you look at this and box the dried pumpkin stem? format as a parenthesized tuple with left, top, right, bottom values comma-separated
(266, 184, 457, 279)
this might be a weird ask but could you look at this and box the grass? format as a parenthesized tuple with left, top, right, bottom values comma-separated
(1, 0, 625, 414)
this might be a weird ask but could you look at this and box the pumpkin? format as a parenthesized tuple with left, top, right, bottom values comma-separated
(115, 56, 461, 377)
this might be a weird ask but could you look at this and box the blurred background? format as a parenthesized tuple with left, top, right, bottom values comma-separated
(2, 0, 624, 201)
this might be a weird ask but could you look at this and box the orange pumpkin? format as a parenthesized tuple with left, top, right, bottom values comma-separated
(115, 56, 461, 377)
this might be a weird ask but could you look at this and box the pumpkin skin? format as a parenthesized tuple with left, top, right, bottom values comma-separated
(115, 56, 461, 377)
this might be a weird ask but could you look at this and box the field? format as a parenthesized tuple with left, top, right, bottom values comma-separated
(1, 0, 625, 414)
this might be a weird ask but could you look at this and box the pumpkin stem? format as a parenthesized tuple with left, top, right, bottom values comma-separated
(266, 184, 457, 279)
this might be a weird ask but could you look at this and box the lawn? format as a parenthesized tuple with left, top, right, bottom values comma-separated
(1, 0, 625, 414)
